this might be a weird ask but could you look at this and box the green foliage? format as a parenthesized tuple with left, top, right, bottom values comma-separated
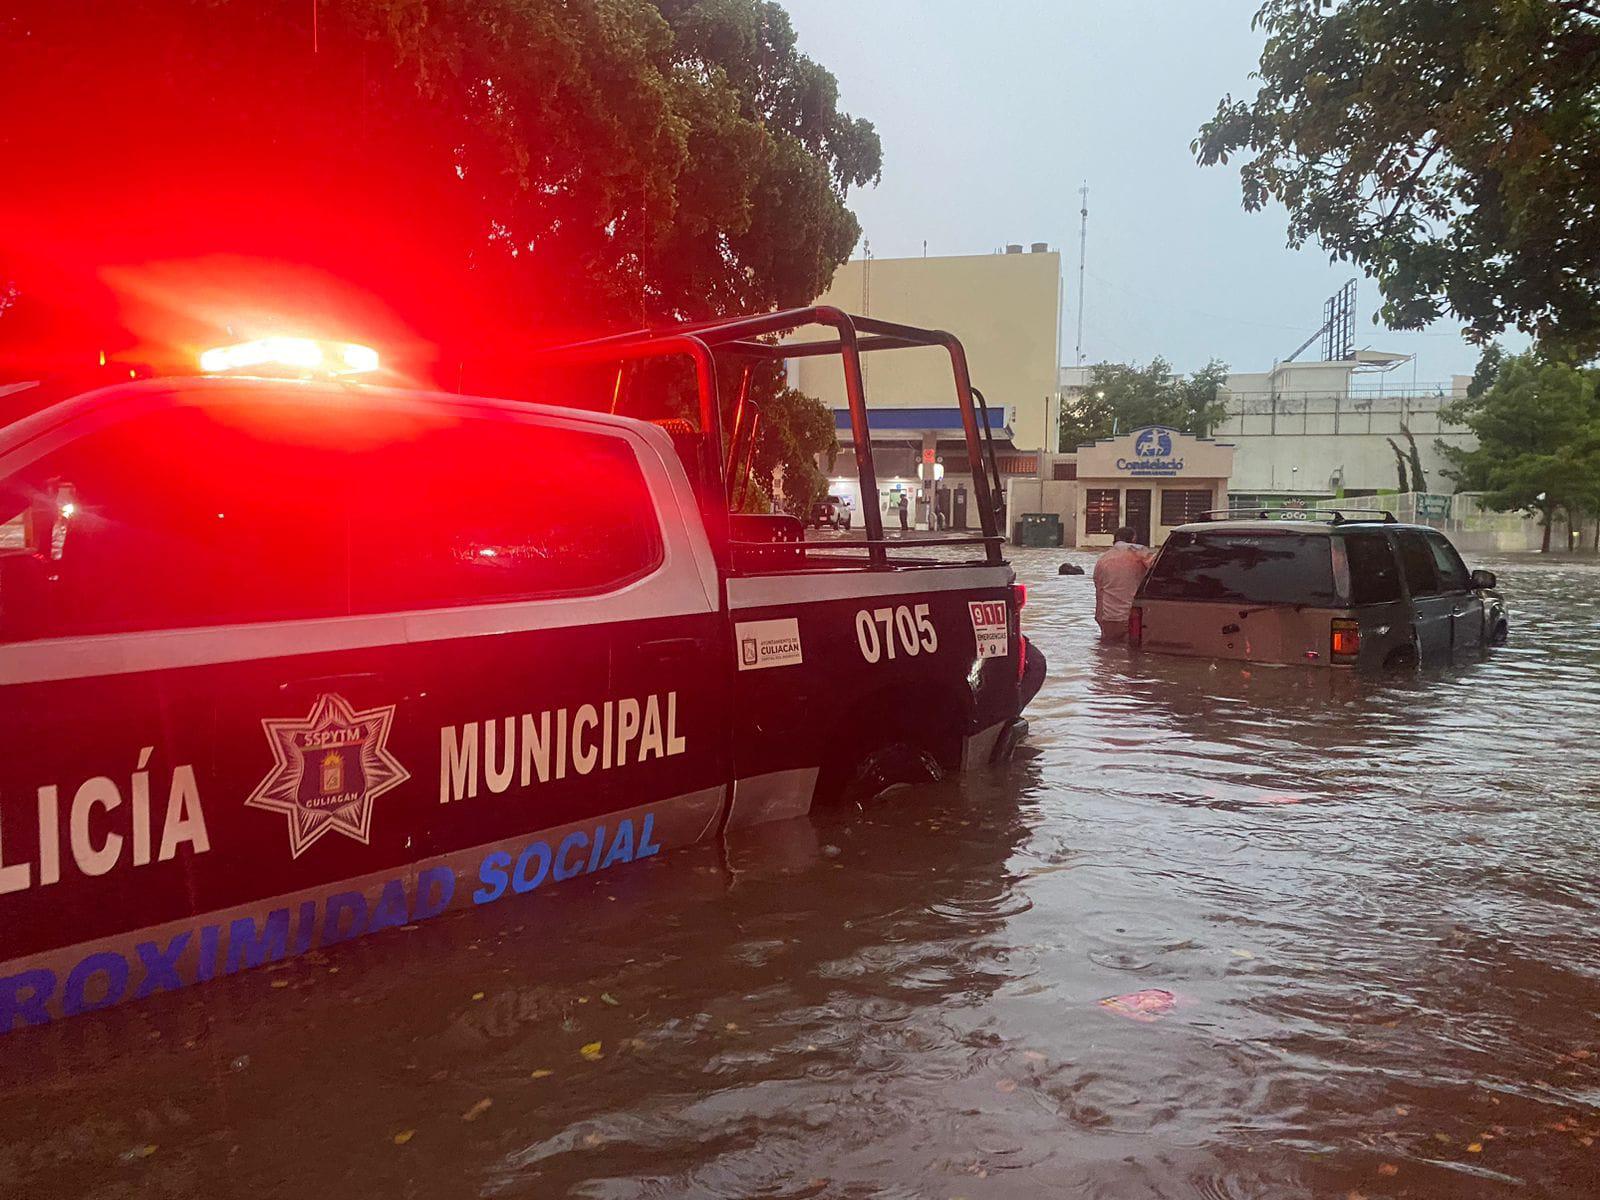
(0, 0, 868, 503)
(1195, 1, 1600, 354)
(1060, 358, 1230, 448)
(1440, 350, 1600, 549)
(729, 363, 838, 515)
(1400, 423, 1428, 492)
(1385, 437, 1412, 493)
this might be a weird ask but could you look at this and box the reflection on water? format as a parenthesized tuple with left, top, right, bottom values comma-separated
(3, 549, 1599, 1198)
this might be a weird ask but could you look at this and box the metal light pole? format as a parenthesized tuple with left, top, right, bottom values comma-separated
(1075, 183, 1089, 367)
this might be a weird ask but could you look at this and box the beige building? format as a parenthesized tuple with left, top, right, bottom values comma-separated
(793, 247, 1061, 531)
(1074, 425, 1235, 548)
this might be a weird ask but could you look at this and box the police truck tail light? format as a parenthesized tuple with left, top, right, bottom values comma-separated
(1128, 604, 1143, 646)
(1012, 583, 1028, 682)
(1331, 618, 1360, 661)
(199, 337, 381, 377)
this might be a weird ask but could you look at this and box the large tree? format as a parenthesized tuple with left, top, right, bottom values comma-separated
(1440, 350, 1600, 550)
(1060, 357, 1230, 449)
(0, 0, 878, 509)
(1195, 1, 1600, 355)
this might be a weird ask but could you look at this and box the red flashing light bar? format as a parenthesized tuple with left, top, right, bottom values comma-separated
(199, 337, 379, 377)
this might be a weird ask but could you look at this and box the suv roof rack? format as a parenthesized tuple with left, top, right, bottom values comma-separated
(1198, 508, 1397, 525)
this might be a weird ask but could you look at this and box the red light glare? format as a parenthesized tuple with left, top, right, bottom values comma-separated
(199, 337, 380, 376)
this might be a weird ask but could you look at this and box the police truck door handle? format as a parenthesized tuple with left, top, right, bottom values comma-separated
(637, 636, 704, 662)
(279, 671, 385, 695)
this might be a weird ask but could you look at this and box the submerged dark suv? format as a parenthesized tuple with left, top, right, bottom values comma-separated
(1129, 511, 1508, 668)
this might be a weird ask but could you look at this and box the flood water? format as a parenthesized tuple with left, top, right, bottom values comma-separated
(3, 548, 1599, 1198)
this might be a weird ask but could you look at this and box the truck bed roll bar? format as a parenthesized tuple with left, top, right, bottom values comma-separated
(533, 307, 1004, 567)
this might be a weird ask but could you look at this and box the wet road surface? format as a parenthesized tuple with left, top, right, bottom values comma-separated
(3, 548, 1599, 1198)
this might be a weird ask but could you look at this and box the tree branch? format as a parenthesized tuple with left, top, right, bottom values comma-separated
(1374, 141, 1442, 236)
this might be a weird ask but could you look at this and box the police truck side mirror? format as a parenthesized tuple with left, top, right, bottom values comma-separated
(1470, 568, 1497, 591)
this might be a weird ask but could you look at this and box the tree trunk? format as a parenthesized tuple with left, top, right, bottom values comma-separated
(1541, 509, 1552, 552)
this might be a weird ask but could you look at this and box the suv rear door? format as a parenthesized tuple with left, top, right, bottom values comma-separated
(1338, 528, 1408, 664)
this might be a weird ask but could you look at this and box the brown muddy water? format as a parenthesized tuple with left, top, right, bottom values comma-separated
(2, 548, 1598, 1198)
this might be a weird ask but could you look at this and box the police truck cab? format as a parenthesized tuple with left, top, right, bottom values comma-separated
(0, 308, 1044, 1032)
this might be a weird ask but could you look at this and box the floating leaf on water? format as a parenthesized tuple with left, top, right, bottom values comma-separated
(392, 1130, 415, 1145)
(118, 1144, 158, 1163)
(1230, 949, 1255, 960)
(1467, 1142, 1483, 1153)
(471, 992, 485, 1002)
(995, 1079, 1018, 1094)
(600, 993, 619, 1007)
(1098, 988, 1177, 1022)
(461, 1098, 492, 1122)
(725, 1022, 740, 1032)
(582, 1132, 605, 1147)
(580, 1041, 603, 1061)
(1023, 1050, 1046, 1063)
(1376, 1163, 1399, 1177)
(1395, 1106, 1409, 1116)
(270, 980, 289, 989)
(529, 1068, 554, 1080)
(577, 996, 590, 1004)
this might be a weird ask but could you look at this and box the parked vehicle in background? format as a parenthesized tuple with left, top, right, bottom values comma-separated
(810, 495, 852, 530)
(1129, 510, 1508, 668)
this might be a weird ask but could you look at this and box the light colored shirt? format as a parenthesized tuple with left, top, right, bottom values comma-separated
(1093, 541, 1156, 623)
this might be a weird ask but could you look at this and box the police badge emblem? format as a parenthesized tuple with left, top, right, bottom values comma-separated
(245, 693, 410, 858)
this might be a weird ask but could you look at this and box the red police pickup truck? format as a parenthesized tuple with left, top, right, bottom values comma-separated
(0, 308, 1043, 1031)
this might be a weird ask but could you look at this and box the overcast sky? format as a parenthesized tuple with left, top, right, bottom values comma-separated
(782, 0, 1492, 386)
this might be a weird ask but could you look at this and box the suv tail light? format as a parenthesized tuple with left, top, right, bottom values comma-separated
(1331, 618, 1360, 661)
(1128, 604, 1143, 646)
(1012, 583, 1027, 682)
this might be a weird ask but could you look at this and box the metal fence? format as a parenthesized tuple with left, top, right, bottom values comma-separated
(1296, 492, 1542, 550)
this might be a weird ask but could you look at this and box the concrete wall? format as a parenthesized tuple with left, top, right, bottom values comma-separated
(797, 250, 1061, 451)
(1224, 430, 1473, 494)
(1216, 394, 1474, 494)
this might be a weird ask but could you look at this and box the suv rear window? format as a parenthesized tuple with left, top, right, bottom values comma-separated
(1341, 530, 1403, 605)
(1142, 531, 1337, 606)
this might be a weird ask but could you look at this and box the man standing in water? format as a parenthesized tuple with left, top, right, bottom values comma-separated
(1093, 525, 1156, 640)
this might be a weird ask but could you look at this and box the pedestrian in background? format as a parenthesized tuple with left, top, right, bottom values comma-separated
(1093, 525, 1156, 640)
(897, 493, 909, 531)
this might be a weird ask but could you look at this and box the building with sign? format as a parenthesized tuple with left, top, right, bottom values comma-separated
(793, 246, 1060, 530)
(1074, 425, 1235, 547)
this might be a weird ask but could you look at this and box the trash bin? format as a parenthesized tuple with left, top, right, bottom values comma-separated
(1014, 512, 1063, 547)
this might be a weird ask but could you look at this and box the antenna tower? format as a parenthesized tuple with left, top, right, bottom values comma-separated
(1074, 183, 1088, 366)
